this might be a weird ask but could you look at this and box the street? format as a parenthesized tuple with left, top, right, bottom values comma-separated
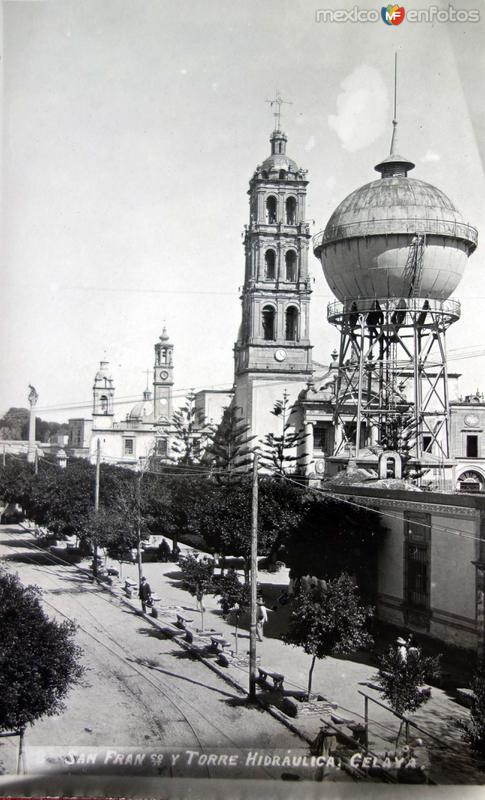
(0, 525, 318, 782)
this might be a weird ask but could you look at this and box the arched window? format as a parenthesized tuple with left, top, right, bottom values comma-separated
(264, 249, 276, 280)
(279, 170, 286, 180)
(100, 395, 109, 414)
(286, 197, 297, 225)
(285, 306, 298, 341)
(266, 196, 277, 224)
(262, 305, 276, 341)
(386, 457, 396, 479)
(285, 250, 297, 281)
(262, 170, 268, 180)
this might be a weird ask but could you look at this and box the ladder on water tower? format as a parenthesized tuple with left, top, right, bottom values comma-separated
(403, 234, 426, 298)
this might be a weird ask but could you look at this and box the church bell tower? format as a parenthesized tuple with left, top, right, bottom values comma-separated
(233, 100, 313, 438)
(153, 327, 174, 421)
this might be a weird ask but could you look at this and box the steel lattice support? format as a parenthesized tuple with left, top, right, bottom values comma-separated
(327, 297, 460, 468)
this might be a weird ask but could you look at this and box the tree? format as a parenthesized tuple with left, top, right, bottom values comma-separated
(375, 637, 439, 748)
(170, 392, 214, 466)
(196, 476, 303, 582)
(213, 569, 251, 653)
(0, 571, 84, 764)
(459, 666, 485, 759)
(259, 391, 308, 477)
(213, 568, 250, 615)
(284, 574, 373, 700)
(284, 495, 385, 598)
(0, 408, 29, 440)
(206, 406, 255, 478)
(178, 553, 215, 630)
(178, 552, 214, 594)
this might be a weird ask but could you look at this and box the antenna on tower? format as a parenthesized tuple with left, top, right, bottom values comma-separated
(390, 52, 398, 155)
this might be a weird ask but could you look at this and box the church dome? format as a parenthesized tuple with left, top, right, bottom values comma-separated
(127, 401, 148, 421)
(261, 152, 299, 174)
(253, 129, 306, 180)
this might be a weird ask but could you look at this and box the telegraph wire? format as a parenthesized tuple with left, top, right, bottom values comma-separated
(14, 343, 485, 417)
(279, 473, 485, 546)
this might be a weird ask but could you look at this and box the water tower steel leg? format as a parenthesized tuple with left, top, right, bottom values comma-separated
(355, 318, 365, 455)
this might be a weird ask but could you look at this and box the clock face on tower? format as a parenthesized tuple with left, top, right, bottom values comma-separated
(274, 349, 287, 362)
(159, 370, 169, 380)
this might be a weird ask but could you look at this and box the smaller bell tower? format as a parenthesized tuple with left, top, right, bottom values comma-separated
(92, 361, 115, 428)
(153, 327, 174, 421)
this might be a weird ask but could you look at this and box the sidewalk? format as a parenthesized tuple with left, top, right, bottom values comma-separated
(18, 526, 485, 784)
(97, 540, 483, 784)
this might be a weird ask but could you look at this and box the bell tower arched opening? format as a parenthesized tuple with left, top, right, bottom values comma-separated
(262, 305, 276, 340)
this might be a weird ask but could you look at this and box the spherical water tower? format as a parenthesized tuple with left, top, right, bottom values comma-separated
(313, 120, 477, 473)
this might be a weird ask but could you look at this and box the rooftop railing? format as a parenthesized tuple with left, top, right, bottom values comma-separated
(313, 217, 478, 250)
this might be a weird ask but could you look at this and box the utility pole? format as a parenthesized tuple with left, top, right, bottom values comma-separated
(249, 451, 259, 701)
(34, 449, 38, 475)
(93, 439, 101, 579)
(136, 473, 143, 585)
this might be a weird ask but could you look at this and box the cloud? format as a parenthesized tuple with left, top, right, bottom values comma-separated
(305, 135, 316, 152)
(328, 65, 388, 153)
(421, 150, 441, 163)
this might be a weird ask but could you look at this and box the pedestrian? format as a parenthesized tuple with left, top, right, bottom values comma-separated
(172, 543, 181, 562)
(158, 538, 171, 563)
(139, 576, 152, 614)
(256, 597, 268, 642)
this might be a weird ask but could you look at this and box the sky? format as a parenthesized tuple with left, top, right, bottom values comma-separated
(1, 0, 484, 422)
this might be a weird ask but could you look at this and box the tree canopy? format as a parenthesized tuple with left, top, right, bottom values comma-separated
(284, 494, 384, 597)
(284, 574, 373, 698)
(0, 571, 84, 732)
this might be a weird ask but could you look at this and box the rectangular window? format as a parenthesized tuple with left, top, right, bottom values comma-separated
(124, 438, 134, 456)
(156, 438, 168, 457)
(467, 435, 478, 458)
(314, 424, 328, 452)
(404, 512, 431, 626)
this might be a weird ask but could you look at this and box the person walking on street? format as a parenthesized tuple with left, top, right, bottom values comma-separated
(158, 538, 171, 563)
(139, 576, 152, 614)
(256, 597, 268, 642)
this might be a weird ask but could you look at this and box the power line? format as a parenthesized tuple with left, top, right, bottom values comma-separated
(279, 473, 485, 546)
(16, 345, 485, 416)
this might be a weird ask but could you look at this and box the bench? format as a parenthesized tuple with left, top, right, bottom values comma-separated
(210, 637, 231, 654)
(456, 687, 475, 708)
(123, 579, 136, 597)
(176, 614, 194, 629)
(257, 668, 285, 691)
(330, 713, 356, 726)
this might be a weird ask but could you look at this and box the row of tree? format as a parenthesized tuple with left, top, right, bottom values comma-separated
(0, 453, 384, 591)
